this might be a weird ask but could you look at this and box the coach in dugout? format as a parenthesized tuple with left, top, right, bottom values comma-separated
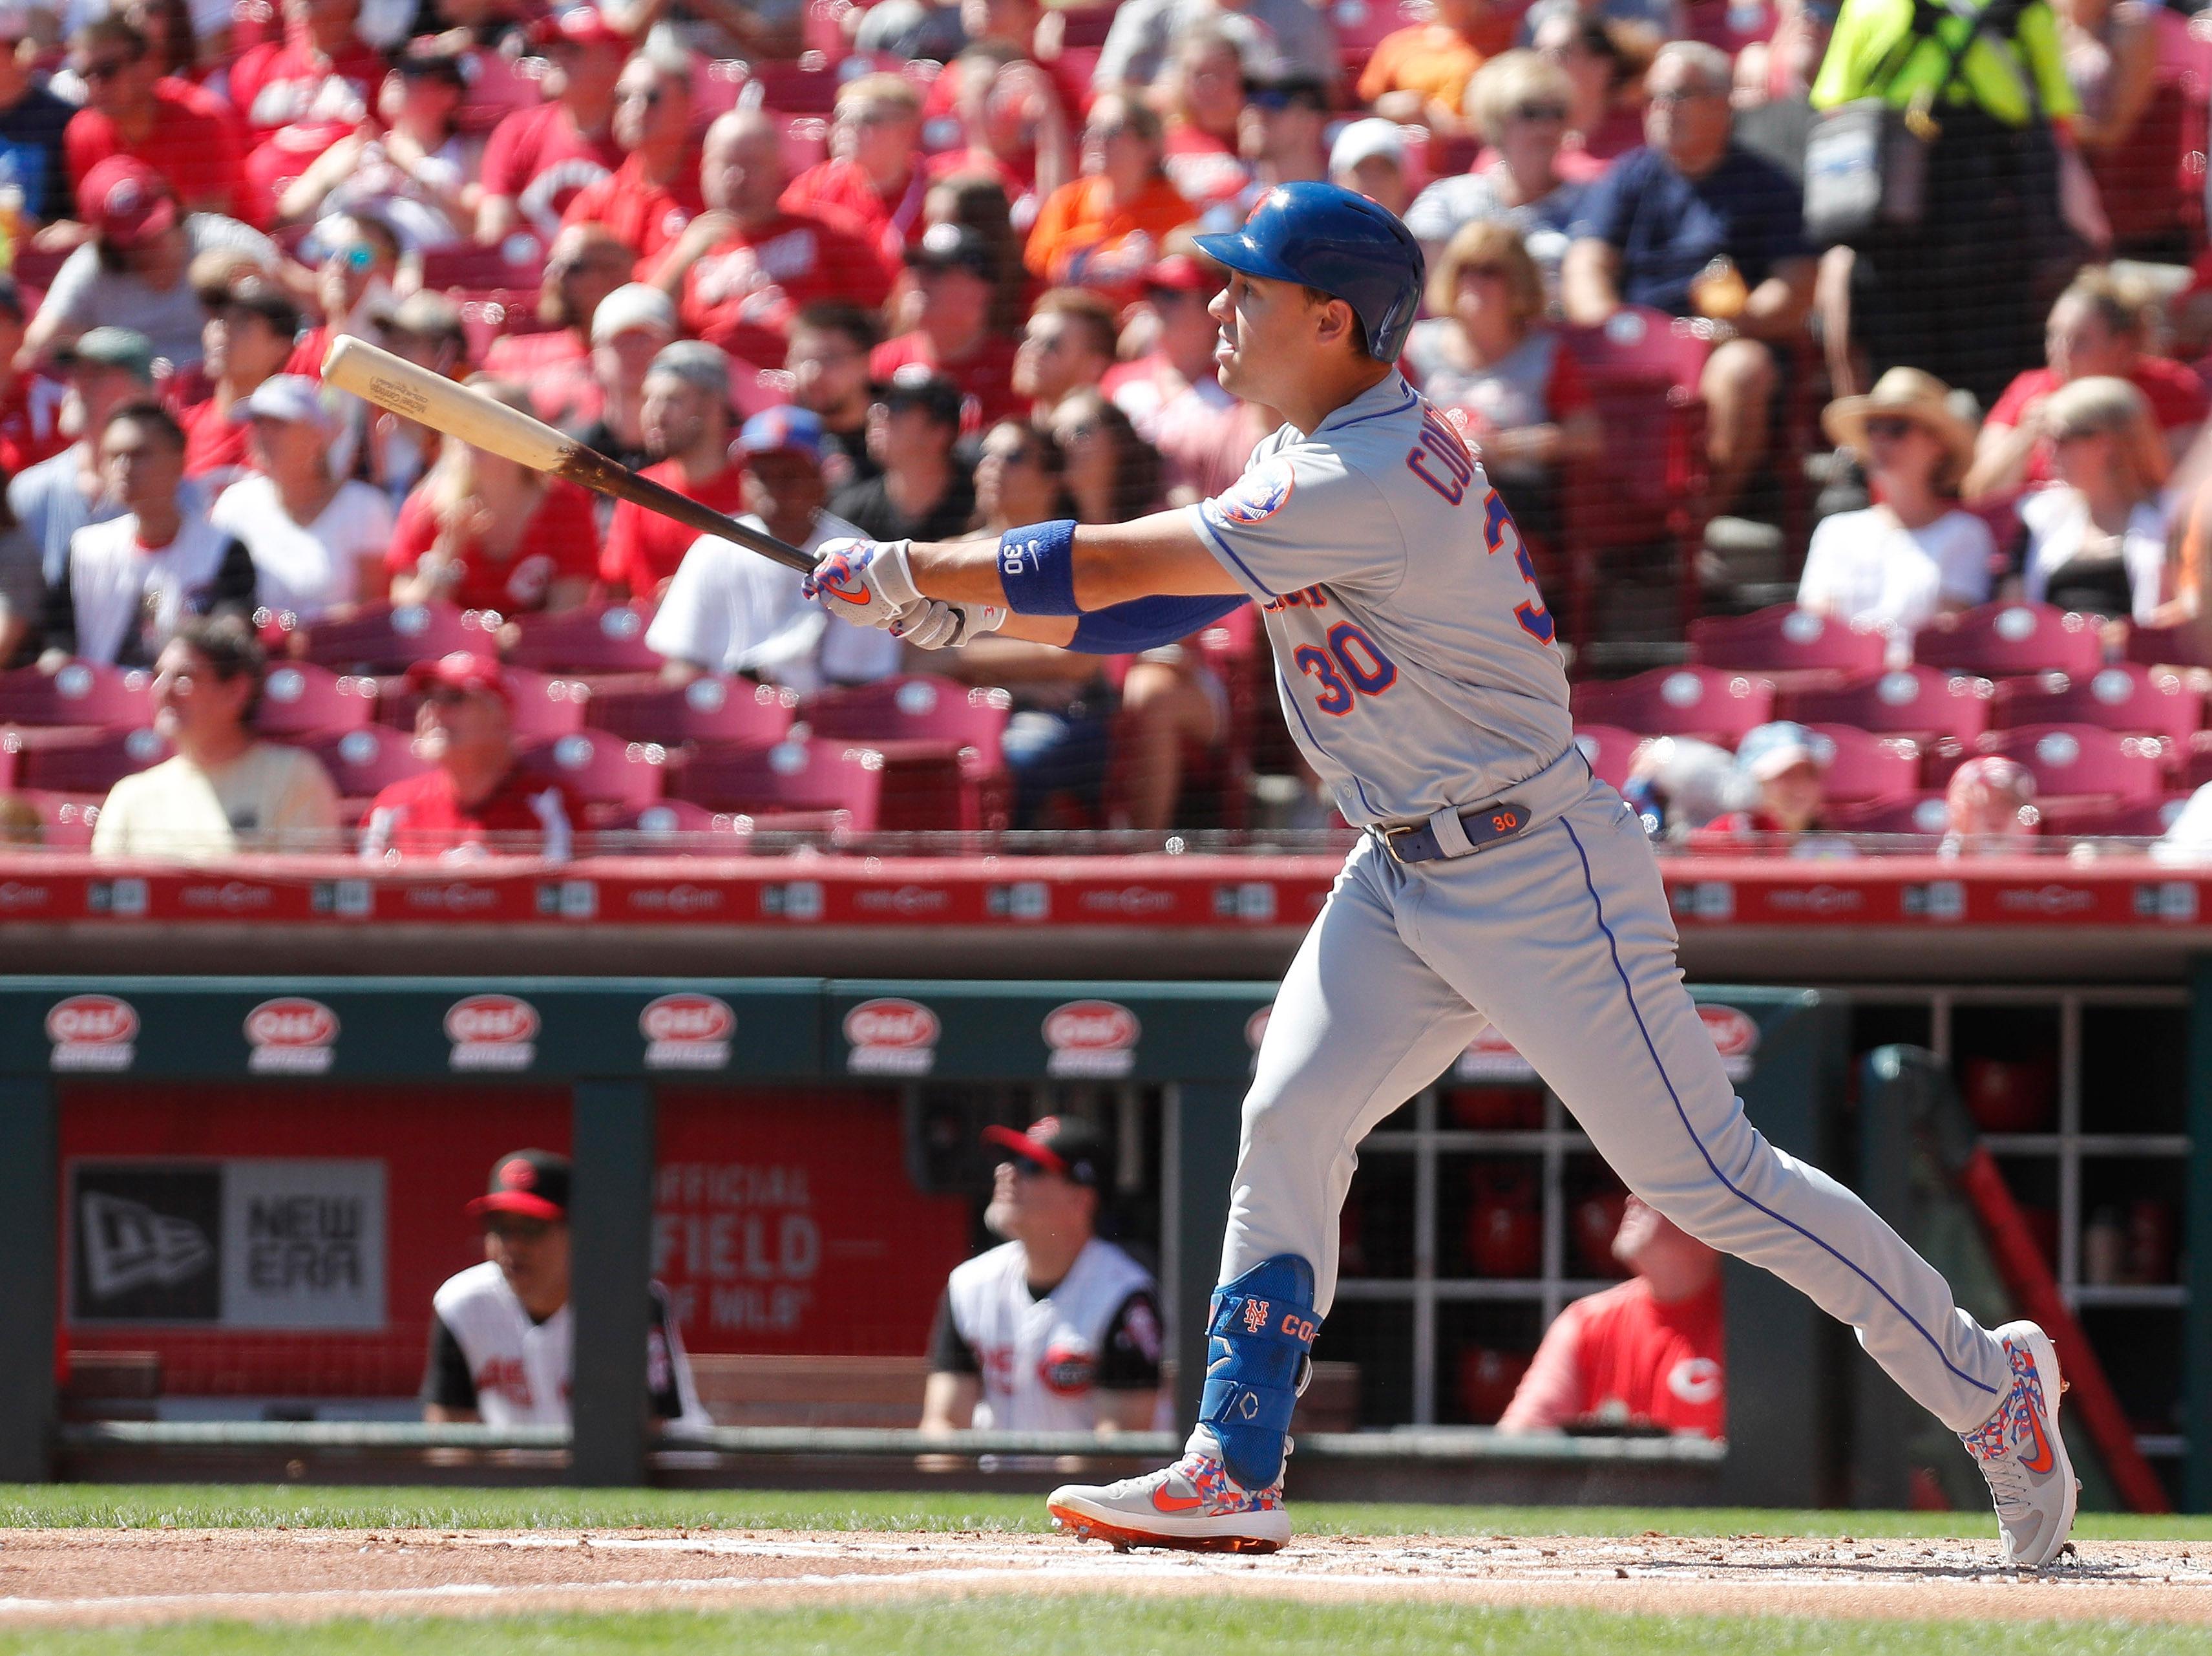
(1497, 1196, 1725, 1439)
(422, 1149, 711, 1433)
(922, 1116, 1164, 1438)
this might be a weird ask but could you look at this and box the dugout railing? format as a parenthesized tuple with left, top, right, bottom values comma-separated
(3, 978, 1846, 1505)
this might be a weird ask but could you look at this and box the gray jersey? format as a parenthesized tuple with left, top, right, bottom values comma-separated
(1186, 372, 1575, 827)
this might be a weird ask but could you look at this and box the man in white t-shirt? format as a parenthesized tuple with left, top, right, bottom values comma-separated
(646, 406, 901, 695)
(421, 1149, 710, 1433)
(40, 401, 255, 668)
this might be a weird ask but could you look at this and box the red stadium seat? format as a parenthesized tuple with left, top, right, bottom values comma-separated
(2125, 620, 2212, 670)
(1568, 666, 1773, 744)
(2180, 730, 2212, 790)
(1055, 2, 1121, 48)
(2056, 794, 2193, 836)
(419, 243, 545, 293)
(1804, 724, 1921, 805)
(1975, 723, 2167, 809)
(778, 112, 831, 174)
(1780, 667, 1995, 745)
(377, 668, 591, 741)
(669, 734, 884, 831)
(0, 661, 153, 728)
(1910, 600, 2103, 679)
(516, 729, 667, 809)
(1988, 664, 2202, 745)
(695, 56, 752, 122)
(6, 725, 169, 793)
(744, 58, 846, 114)
(303, 602, 478, 674)
(8, 790, 105, 848)
(585, 675, 799, 747)
(805, 674, 1011, 768)
(253, 663, 377, 736)
(505, 603, 662, 674)
(1688, 604, 1887, 689)
(1570, 723, 1648, 790)
(304, 725, 434, 798)
(1825, 792, 1954, 836)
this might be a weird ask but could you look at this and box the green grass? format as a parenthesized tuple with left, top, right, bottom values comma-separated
(0, 1600, 2204, 1656)
(3, 1483, 2211, 1542)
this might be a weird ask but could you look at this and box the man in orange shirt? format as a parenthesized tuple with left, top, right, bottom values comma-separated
(1356, 0, 1516, 129)
(781, 74, 929, 264)
(63, 16, 246, 220)
(560, 43, 703, 277)
(600, 341, 745, 600)
(1497, 1197, 1724, 1438)
(1025, 93, 1194, 301)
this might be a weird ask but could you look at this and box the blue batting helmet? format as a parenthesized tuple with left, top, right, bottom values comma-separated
(1192, 182, 1426, 362)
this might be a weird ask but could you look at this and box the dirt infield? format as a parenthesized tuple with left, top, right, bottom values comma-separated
(0, 1527, 2206, 1629)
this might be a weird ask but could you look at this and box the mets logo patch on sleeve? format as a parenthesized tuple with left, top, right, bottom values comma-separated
(1214, 456, 1295, 525)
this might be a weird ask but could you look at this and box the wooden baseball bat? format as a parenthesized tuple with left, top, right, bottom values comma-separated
(321, 334, 816, 575)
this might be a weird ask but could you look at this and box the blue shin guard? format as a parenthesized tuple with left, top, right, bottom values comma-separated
(1198, 1255, 1318, 1491)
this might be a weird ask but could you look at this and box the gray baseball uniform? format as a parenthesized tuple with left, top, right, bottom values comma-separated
(1191, 372, 2009, 1432)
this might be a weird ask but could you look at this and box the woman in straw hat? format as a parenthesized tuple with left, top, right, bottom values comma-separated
(1797, 367, 1994, 652)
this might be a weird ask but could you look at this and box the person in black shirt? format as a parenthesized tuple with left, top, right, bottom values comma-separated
(0, 5, 76, 224)
(829, 368, 978, 545)
(788, 302, 886, 496)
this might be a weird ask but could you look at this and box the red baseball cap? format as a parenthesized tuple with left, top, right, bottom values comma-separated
(530, 6, 628, 50)
(1142, 255, 1216, 295)
(465, 1149, 571, 1222)
(405, 651, 514, 705)
(77, 157, 177, 250)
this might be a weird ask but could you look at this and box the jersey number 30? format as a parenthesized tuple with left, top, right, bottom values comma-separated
(1405, 410, 1556, 646)
(1294, 621, 1396, 717)
(1483, 492, 1556, 646)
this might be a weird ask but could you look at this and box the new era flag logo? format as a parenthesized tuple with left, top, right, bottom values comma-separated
(79, 1191, 213, 1299)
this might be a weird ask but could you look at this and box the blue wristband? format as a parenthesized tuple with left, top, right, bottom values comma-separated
(996, 518, 1080, 615)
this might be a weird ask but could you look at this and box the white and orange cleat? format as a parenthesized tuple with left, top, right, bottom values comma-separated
(1960, 1321, 2079, 1569)
(1048, 1450, 1290, 1554)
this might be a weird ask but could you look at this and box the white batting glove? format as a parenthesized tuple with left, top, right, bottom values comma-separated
(890, 599, 1007, 650)
(803, 536, 920, 630)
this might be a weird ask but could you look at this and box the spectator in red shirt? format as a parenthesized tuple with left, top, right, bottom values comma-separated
(1966, 269, 2209, 502)
(872, 221, 1024, 429)
(482, 222, 638, 428)
(666, 109, 898, 368)
(228, 0, 386, 224)
(180, 271, 301, 485)
(0, 279, 63, 476)
(1497, 1196, 1723, 1439)
(782, 72, 929, 264)
(600, 341, 744, 599)
(387, 376, 600, 614)
(1106, 255, 1246, 506)
(476, 7, 627, 248)
(922, 41, 1073, 226)
(560, 39, 703, 277)
(63, 16, 246, 220)
(285, 211, 403, 377)
(1011, 284, 1117, 422)
(361, 652, 583, 861)
(1155, 21, 1253, 213)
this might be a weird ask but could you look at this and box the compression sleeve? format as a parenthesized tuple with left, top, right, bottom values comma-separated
(1069, 592, 1247, 654)
(419, 1311, 478, 1411)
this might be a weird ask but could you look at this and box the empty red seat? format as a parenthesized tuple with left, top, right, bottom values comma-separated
(0, 661, 153, 728)
(1572, 723, 1647, 790)
(669, 735, 884, 832)
(516, 729, 666, 809)
(1910, 600, 2102, 679)
(1824, 792, 1954, 836)
(805, 674, 1011, 767)
(1568, 666, 1773, 744)
(304, 725, 432, 798)
(1804, 723, 1921, 805)
(253, 663, 377, 736)
(419, 242, 544, 292)
(1976, 723, 2166, 807)
(377, 666, 590, 741)
(505, 603, 662, 674)
(1780, 668, 1994, 745)
(1987, 663, 2202, 745)
(6, 726, 169, 793)
(2124, 620, 2212, 670)
(1688, 604, 1887, 688)
(586, 675, 798, 747)
(2056, 795, 2193, 836)
(302, 602, 477, 674)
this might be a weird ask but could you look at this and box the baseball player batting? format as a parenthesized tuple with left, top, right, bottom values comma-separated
(810, 182, 2070, 1566)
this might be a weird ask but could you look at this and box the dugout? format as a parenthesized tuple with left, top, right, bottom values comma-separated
(0, 977, 1859, 1507)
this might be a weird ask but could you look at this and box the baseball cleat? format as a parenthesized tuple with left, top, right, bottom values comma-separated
(1048, 1450, 1290, 1553)
(1960, 1320, 2079, 1569)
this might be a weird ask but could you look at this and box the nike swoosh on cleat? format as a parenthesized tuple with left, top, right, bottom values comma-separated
(2021, 1399, 2056, 1476)
(1152, 1489, 1206, 1513)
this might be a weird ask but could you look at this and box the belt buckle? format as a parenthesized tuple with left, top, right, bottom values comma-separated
(1380, 822, 1421, 862)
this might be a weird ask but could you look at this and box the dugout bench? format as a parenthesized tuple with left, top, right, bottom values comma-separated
(1, 977, 1843, 1505)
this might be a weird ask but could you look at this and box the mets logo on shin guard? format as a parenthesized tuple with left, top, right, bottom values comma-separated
(1242, 1299, 1270, 1333)
(1216, 458, 1294, 525)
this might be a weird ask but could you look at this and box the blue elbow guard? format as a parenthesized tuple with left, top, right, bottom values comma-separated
(1069, 593, 1247, 655)
(1198, 1254, 1318, 1492)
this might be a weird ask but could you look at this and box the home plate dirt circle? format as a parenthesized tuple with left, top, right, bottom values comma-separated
(0, 1529, 2206, 1629)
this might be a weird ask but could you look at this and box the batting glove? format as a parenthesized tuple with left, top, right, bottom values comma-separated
(891, 599, 1007, 650)
(803, 537, 920, 630)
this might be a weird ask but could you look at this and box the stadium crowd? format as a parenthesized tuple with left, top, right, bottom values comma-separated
(2, 0, 2212, 855)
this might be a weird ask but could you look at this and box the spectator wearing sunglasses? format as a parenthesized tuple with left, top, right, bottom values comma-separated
(61, 16, 246, 222)
(1358, 0, 1517, 132)
(180, 272, 302, 485)
(227, 0, 387, 226)
(285, 211, 403, 376)
(559, 39, 703, 272)
(1798, 368, 1992, 650)
(275, 39, 475, 251)
(1407, 51, 1586, 294)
